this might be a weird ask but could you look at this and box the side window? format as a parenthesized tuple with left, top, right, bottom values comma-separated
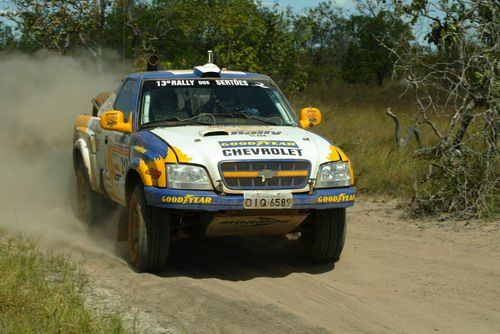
(114, 80, 137, 120)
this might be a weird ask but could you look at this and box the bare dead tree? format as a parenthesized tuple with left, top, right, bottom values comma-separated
(386, 108, 423, 150)
(388, 0, 499, 218)
(124, 0, 173, 58)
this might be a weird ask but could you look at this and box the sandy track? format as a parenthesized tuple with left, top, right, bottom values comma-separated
(72, 200, 500, 334)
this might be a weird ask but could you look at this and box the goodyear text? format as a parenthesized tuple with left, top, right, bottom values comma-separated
(162, 195, 213, 205)
(219, 140, 298, 148)
(317, 193, 355, 203)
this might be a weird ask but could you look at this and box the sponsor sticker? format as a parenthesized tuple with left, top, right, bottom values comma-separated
(219, 140, 297, 148)
(219, 217, 282, 226)
(222, 147, 303, 157)
(156, 79, 196, 87)
(154, 79, 249, 87)
(162, 195, 213, 204)
(317, 193, 355, 203)
(229, 130, 282, 136)
(215, 79, 249, 86)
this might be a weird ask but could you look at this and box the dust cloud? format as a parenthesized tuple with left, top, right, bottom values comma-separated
(0, 51, 124, 254)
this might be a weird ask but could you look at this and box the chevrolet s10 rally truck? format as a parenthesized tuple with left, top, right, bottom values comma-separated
(73, 54, 356, 272)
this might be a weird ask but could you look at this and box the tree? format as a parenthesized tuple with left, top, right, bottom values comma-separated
(341, 10, 413, 86)
(123, 0, 174, 57)
(293, 1, 350, 87)
(0, 22, 16, 51)
(391, 0, 499, 218)
(2, 0, 108, 68)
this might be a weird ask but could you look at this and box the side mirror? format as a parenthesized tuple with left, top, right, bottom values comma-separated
(299, 107, 322, 129)
(100, 110, 132, 133)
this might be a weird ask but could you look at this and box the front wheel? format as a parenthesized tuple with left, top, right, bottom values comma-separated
(302, 208, 347, 263)
(128, 184, 170, 272)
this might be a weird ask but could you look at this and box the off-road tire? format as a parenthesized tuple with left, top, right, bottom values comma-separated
(75, 160, 103, 225)
(304, 208, 346, 263)
(128, 184, 170, 272)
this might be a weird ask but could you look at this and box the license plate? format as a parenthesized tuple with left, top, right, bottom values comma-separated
(243, 191, 293, 209)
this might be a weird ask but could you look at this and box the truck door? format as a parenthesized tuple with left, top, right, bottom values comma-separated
(102, 79, 137, 205)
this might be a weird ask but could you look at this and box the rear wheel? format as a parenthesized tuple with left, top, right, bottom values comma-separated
(128, 184, 170, 272)
(75, 160, 103, 225)
(302, 208, 346, 263)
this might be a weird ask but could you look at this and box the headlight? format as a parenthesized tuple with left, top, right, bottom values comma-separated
(167, 164, 213, 190)
(315, 161, 351, 188)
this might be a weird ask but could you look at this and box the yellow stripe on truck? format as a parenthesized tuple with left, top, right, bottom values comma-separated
(223, 170, 308, 178)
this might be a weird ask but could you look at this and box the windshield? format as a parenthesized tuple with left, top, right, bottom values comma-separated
(140, 79, 296, 126)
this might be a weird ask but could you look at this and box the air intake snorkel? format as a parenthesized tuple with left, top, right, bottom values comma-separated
(147, 54, 159, 71)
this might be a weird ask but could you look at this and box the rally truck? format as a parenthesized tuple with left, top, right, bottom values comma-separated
(73, 54, 356, 272)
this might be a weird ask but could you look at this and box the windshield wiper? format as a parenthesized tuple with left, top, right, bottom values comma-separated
(215, 111, 283, 126)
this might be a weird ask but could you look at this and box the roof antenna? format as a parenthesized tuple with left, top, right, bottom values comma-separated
(208, 50, 214, 64)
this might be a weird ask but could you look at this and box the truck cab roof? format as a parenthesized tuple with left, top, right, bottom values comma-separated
(127, 70, 271, 82)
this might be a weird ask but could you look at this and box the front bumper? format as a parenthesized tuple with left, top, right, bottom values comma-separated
(144, 186, 356, 211)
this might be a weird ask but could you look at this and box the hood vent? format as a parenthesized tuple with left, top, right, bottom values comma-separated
(203, 130, 229, 137)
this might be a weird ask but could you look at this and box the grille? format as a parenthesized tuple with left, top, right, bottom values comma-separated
(220, 160, 311, 190)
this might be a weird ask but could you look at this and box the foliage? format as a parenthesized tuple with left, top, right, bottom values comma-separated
(341, 11, 413, 86)
(292, 2, 349, 86)
(0, 23, 16, 51)
(2, 0, 107, 58)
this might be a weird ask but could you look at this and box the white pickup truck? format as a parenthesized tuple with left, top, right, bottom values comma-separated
(73, 57, 356, 272)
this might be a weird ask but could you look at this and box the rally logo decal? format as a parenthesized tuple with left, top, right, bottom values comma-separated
(155, 79, 248, 87)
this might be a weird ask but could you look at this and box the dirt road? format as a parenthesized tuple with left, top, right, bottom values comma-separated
(68, 201, 500, 334)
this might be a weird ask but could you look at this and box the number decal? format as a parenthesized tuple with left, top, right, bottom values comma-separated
(156, 80, 167, 87)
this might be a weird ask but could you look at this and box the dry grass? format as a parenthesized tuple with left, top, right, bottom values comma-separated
(292, 82, 440, 196)
(0, 230, 125, 334)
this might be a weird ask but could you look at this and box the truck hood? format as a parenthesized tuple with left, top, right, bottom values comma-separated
(150, 125, 339, 187)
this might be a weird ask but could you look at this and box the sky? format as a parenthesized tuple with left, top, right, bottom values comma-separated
(263, 0, 357, 12)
